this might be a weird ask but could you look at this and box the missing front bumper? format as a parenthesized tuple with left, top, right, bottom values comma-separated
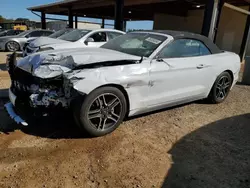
(4, 102, 28, 126)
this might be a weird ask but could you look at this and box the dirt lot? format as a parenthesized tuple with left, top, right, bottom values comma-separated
(0, 52, 250, 188)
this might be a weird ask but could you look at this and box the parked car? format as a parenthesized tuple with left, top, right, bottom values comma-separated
(26, 28, 125, 54)
(0, 29, 24, 37)
(0, 29, 54, 52)
(5, 30, 240, 136)
(23, 28, 74, 56)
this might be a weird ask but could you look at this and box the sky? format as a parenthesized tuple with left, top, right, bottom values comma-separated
(0, 0, 153, 31)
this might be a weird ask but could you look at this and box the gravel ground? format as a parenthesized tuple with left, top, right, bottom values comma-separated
(0, 52, 250, 188)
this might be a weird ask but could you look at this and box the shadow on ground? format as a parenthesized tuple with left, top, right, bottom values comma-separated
(162, 114, 250, 188)
(0, 99, 90, 139)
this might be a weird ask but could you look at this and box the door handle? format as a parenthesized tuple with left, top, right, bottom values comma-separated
(197, 64, 206, 69)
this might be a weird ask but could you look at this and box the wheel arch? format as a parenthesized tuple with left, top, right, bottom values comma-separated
(207, 69, 234, 98)
(224, 69, 234, 81)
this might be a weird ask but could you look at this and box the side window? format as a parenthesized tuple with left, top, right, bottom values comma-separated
(42, 31, 53, 36)
(6, 30, 16, 35)
(28, 31, 43, 37)
(159, 39, 211, 58)
(107, 32, 123, 40)
(89, 32, 107, 42)
(15, 30, 22, 35)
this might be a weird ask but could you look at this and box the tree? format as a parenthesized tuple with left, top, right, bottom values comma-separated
(0, 15, 5, 23)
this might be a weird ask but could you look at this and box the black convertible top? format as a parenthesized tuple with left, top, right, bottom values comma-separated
(135, 30, 222, 54)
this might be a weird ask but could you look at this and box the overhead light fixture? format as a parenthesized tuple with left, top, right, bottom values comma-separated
(196, 5, 201, 8)
(84, 15, 86, 17)
(128, 11, 132, 14)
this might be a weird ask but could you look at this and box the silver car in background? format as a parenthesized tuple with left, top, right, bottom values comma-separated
(23, 28, 73, 56)
(0, 29, 54, 52)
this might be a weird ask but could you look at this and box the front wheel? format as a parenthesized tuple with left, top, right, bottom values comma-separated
(74, 87, 127, 137)
(6, 41, 20, 52)
(208, 72, 233, 104)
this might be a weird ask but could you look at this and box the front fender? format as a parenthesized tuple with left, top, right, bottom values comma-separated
(73, 78, 107, 95)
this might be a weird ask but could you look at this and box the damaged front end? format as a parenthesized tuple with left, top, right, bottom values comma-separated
(5, 53, 83, 121)
(5, 48, 141, 125)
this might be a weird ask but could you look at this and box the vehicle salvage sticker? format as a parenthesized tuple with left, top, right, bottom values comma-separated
(145, 37, 162, 45)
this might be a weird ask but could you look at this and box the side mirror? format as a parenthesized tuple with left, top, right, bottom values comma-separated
(84, 37, 94, 45)
(155, 55, 164, 62)
(25, 35, 30, 38)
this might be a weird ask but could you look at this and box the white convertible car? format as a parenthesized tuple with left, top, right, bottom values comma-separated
(5, 31, 240, 136)
(23, 28, 125, 56)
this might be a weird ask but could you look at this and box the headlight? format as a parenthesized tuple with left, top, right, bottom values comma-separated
(33, 65, 62, 79)
(37, 47, 54, 52)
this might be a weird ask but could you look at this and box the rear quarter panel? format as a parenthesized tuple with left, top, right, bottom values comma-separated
(206, 51, 240, 96)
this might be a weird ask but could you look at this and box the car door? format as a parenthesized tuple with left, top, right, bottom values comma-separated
(85, 32, 107, 47)
(148, 39, 213, 107)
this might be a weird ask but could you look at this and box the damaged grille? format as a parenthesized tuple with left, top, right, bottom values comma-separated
(11, 67, 64, 96)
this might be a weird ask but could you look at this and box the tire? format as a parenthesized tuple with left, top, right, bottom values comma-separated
(208, 72, 233, 104)
(6, 41, 20, 52)
(74, 86, 127, 137)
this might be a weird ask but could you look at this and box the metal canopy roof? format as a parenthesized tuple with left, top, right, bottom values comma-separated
(28, 0, 250, 21)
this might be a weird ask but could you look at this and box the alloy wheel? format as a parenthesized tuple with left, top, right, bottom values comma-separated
(7, 42, 19, 51)
(215, 76, 231, 100)
(87, 93, 122, 131)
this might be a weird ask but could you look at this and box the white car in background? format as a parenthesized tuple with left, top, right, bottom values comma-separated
(23, 28, 73, 56)
(23, 28, 125, 56)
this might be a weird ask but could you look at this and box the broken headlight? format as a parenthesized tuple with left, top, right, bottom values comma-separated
(33, 65, 70, 79)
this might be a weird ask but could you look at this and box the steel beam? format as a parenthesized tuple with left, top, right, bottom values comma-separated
(68, 8, 73, 28)
(240, 6, 250, 60)
(101, 18, 105, 28)
(41, 12, 46, 29)
(114, 0, 124, 31)
(75, 16, 78, 28)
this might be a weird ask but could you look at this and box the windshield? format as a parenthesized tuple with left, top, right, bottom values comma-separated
(16, 30, 31, 37)
(49, 29, 72, 39)
(101, 33, 167, 57)
(58, 29, 90, 42)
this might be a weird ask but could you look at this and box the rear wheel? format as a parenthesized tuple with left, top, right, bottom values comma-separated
(74, 87, 127, 137)
(208, 72, 232, 104)
(6, 41, 20, 52)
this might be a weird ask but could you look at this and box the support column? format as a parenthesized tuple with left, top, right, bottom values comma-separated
(123, 20, 127, 31)
(213, 0, 224, 42)
(202, 0, 223, 40)
(239, 6, 250, 60)
(114, 0, 124, 31)
(101, 18, 105, 28)
(75, 16, 78, 29)
(68, 8, 73, 28)
(41, 12, 46, 29)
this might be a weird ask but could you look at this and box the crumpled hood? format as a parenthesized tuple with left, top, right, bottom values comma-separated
(16, 47, 141, 79)
(29, 37, 69, 48)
